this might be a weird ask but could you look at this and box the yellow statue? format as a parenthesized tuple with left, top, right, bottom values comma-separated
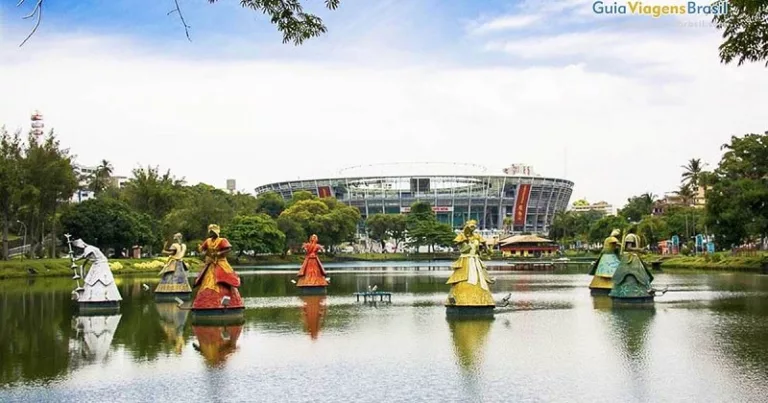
(155, 232, 193, 299)
(588, 228, 622, 294)
(446, 220, 496, 307)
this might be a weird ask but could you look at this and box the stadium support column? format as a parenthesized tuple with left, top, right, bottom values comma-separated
(482, 176, 490, 230)
(497, 176, 507, 230)
(467, 182, 472, 224)
(543, 181, 556, 235)
(381, 180, 385, 214)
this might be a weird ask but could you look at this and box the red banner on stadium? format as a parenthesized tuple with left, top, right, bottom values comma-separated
(514, 184, 531, 226)
(318, 186, 331, 198)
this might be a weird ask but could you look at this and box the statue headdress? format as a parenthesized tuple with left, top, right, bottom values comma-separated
(207, 224, 220, 237)
(610, 229, 620, 237)
(173, 232, 183, 241)
(72, 239, 86, 248)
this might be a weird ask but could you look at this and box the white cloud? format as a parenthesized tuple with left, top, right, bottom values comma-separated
(0, 14, 766, 211)
(468, 14, 542, 34)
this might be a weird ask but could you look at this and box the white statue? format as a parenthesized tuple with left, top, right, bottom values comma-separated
(71, 239, 122, 303)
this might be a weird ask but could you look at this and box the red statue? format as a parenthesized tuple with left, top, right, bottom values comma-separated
(192, 224, 244, 311)
(296, 234, 329, 292)
(300, 295, 327, 340)
(192, 325, 243, 367)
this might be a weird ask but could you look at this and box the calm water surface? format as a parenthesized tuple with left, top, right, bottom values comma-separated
(2, 263, 768, 402)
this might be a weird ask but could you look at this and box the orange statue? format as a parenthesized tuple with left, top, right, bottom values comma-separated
(296, 234, 329, 294)
(192, 224, 244, 313)
(192, 325, 243, 367)
(300, 295, 327, 340)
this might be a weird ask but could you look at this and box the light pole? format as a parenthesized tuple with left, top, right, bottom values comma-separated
(16, 220, 27, 260)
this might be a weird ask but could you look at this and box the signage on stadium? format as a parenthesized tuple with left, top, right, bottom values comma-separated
(400, 206, 454, 213)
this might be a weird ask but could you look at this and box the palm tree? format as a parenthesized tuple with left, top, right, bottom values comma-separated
(681, 158, 703, 190)
(88, 160, 114, 194)
(502, 216, 513, 233)
(676, 184, 695, 206)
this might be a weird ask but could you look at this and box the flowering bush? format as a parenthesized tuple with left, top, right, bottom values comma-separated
(133, 259, 166, 270)
(109, 262, 123, 271)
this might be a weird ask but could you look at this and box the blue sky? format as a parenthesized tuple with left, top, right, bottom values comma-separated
(0, 0, 766, 209)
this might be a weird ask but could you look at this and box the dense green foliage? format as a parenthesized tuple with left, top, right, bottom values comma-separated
(706, 133, 768, 247)
(551, 132, 768, 251)
(365, 213, 407, 251)
(713, 0, 768, 67)
(403, 201, 456, 252)
(0, 128, 78, 259)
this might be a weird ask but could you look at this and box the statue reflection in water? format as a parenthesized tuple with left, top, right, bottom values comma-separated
(607, 306, 656, 401)
(448, 317, 494, 397)
(300, 295, 327, 340)
(155, 302, 190, 354)
(71, 314, 122, 364)
(192, 324, 243, 368)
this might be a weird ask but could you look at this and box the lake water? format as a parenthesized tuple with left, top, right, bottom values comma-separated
(2, 263, 768, 402)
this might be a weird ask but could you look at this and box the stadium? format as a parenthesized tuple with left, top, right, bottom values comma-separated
(254, 162, 574, 234)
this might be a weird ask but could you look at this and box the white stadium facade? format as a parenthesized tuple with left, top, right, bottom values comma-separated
(254, 163, 574, 234)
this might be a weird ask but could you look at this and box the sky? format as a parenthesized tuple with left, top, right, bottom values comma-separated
(0, 0, 766, 208)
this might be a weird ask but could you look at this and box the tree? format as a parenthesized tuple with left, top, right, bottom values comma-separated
(365, 213, 408, 252)
(619, 193, 656, 223)
(16, 0, 341, 47)
(713, 0, 768, 67)
(588, 215, 629, 244)
(122, 166, 184, 219)
(279, 197, 360, 250)
(0, 128, 23, 260)
(404, 201, 456, 252)
(388, 214, 407, 252)
(676, 184, 695, 206)
(502, 216, 513, 233)
(664, 205, 706, 240)
(18, 131, 78, 257)
(255, 191, 286, 218)
(705, 132, 768, 247)
(276, 215, 306, 255)
(680, 158, 704, 189)
(638, 215, 669, 250)
(163, 183, 235, 241)
(60, 198, 155, 255)
(88, 159, 114, 195)
(365, 214, 390, 250)
(287, 190, 316, 207)
(225, 214, 285, 256)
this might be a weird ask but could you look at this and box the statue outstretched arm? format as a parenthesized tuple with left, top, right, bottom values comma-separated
(215, 246, 231, 257)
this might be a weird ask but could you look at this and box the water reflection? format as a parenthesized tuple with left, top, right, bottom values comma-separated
(71, 314, 122, 363)
(3, 271, 768, 401)
(299, 296, 327, 340)
(448, 317, 494, 398)
(607, 307, 656, 402)
(192, 325, 243, 368)
(155, 303, 189, 354)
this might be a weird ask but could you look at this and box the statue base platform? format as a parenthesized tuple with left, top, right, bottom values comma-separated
(445, 305, 495, 318)
(589, 288, 611, 296)
(76, 301, 120, 314)
(610, 296, 654, 305)
(298, 286, 327, 295)
(154, 292, 192, 302)
(190, 308, 245, 326)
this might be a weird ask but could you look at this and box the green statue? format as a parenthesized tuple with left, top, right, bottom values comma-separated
(588, 228, 622, 294)
(609, 227, 657, 302)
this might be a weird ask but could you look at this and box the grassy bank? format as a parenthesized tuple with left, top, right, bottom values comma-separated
(656, 254, 767, 273)
(2, 252, 766, 279)
(233, 252, 458, 265)
(0, 258, 202, 280)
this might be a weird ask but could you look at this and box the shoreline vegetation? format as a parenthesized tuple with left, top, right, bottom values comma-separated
(1, 252, 765, 279)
